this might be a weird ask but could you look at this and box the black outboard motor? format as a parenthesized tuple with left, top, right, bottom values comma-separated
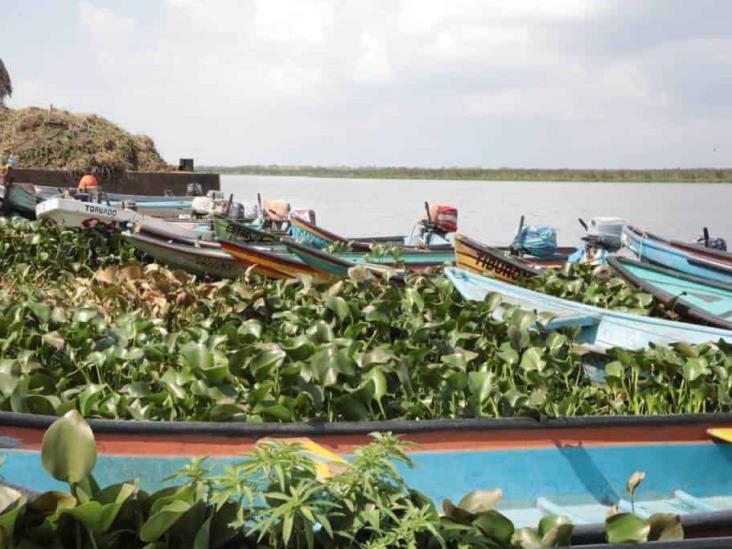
(697, 227, 727, 251)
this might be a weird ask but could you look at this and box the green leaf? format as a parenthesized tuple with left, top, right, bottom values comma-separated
(519, 347, 546, 372)
(647, 512, 683, 541)
(325, 295, 350, 321)
(538, 514, 573, 546)
(458, 489, 502, 513)
(471, 509, 514, 543)
(41, 410, 97, 484)
(683, 358, 709, 382)
(140, 500, 192, 542)
(468, 372, 494, 404)
(238, 319, 263, 340)
(28, 302, 50, 324)
(29, 491, 77, 514)
(605, 513, 650, 544)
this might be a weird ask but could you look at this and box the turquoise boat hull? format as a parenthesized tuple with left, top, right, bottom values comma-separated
(623, 225, 732, 284)
(444, 267, 732, 350)
(610, 257, 732, 330)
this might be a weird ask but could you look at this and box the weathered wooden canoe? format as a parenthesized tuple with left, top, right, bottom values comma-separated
(3, 410, 732, 539)
(445, 267, 732, 350)
(285, 238, 452, 278)
(289, 215, 450, 251)
(219, 239, 333, 281)
(453, 234, 597, 281)
(454, 234, 544, 281)
(623, 225, 732, 284)
(123, 233, 249, 278)
(609, 257, 732, 330)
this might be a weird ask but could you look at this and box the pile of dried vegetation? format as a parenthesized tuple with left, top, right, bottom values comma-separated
(0, 106, 169, 176)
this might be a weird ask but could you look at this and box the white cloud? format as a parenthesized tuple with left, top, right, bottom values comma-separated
(13, 0, 723, 167)
(78, 2, 135, 35)
(353, 33, 393, 83)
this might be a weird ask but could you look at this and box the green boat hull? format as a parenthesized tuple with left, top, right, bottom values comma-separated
(610, 257, 732, 329)
(285, 239, 453, 277)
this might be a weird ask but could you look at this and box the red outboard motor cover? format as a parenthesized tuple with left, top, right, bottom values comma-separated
(424, 205, 458, 233)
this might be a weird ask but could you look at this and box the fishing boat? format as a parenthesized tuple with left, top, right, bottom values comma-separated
(212, 216, 285, 243)
(623, 225, 732, 284)
(36, 198, 214, 241)
(3, 182, 193, 219)
(452, 234, 607, 282)
(122, 233, 249, 278)
(219, 239, 333, 281)
(284, 238, 452, 278)
(444, 267, 732, 350)
(455, 234, 554, 281)
(1, 182, 48, 217)
(609, 257, 732, 330)
(3, 410, 732, 540)
(289, 215, 452, 252)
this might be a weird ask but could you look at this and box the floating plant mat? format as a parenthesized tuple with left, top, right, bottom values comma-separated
(0, 218, 730, 422)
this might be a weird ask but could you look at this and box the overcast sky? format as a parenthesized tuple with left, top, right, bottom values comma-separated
(2, 0, 731, 168)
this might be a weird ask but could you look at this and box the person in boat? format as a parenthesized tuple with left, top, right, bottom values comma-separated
(77, 167, 100, 199)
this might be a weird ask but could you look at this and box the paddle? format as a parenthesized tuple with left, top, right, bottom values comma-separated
(704, 226, 710, 248)
(578, 218, 589, 231)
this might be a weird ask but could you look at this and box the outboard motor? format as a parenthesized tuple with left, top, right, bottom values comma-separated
(697, 227, 727, 251)
(186, 182, 203, 197)
(582, 217, 625, 252)
(422, 204, 458, 235)
(291, 207, 317, 225)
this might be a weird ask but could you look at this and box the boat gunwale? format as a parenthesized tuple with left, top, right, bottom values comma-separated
(284, 237, 353, 269)
(608, 256, 732, 330)
(455, 233, 540, 278)
(3, 409, 732, 436)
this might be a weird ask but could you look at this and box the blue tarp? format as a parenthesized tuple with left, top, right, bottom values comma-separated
(513, 225, 557, 257)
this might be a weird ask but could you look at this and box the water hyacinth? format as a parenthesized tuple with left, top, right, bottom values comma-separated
(0, 218, 731, 422)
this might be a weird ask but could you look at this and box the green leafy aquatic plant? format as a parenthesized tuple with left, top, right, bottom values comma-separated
(523, 262, 665, 317)
(0, 414, 684, 547)
(1, 218, 732, 423)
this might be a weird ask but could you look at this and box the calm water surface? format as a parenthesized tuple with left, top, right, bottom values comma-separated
(222, 175, 732, 245)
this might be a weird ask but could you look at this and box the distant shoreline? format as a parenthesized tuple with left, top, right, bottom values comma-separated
(198, 165, 732, 183)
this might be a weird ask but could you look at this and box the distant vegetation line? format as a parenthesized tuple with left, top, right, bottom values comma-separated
(198, 165, 732, 182)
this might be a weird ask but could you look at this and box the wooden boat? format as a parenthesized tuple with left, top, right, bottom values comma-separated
(455, 234, 544, 281)
(623, 225, 732, 284)
(1, 182, 46, 217)
(123, 233, 249, 278)
(289, 215, 450, 251)
(284, 238, 452, 278)
(3, 409, 732, 540)
(219, 239, 333, 281)
(212, 217, 284, 243)
(609, 257, 732, 330)
(453, 234, 597, 281)
(36, 198, 214, 241)
(444, 267, 732, 350)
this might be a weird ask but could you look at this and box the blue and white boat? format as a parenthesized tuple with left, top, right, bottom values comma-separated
(623, 225, 732, 284)
(444, 267, 732, 350)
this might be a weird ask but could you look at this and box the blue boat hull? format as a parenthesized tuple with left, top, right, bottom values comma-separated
(623, 226, 732, 284)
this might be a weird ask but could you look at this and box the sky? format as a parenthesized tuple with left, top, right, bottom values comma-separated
(1, 0, 731, 168)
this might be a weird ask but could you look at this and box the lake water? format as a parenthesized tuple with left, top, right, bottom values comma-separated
(221, 175, 732, 246)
